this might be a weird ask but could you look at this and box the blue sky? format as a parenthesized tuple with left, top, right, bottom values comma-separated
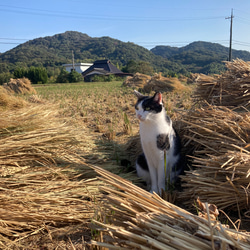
(1, 0, 250, 53)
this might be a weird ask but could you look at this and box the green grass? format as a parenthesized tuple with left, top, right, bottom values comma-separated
(35, 81, 125, 100)
(34, 81, 137, 141)
(34, 80, 193, 144)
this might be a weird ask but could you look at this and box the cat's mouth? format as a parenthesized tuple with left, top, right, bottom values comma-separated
(137, 114, 145, 121)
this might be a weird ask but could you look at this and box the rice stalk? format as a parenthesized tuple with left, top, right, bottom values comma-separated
(89, 165, 250, 249)
(177, 105, 250, 213)
(193, 59, 250, 108)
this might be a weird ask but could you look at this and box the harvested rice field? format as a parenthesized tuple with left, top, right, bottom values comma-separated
(0, 60, 250, 249)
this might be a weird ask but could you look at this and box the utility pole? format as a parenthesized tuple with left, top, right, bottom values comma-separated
(72, 50, 75, 71)
(226, 9, 234, 61)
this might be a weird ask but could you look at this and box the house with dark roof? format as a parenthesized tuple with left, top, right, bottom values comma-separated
(82, 59, 132, 82)
(62, 62, 93, 74)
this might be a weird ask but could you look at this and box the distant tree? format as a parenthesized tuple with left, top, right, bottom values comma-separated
(13, 66, 48, 84)
(0, 72, 13, 85)
(202, 62, 226, 74)
(68, 70, 83, 83)
(0, 63, 9, 74)
(122, 60, 136, 73)
(56, 69, 69, 83)
(123, 60, 154, 75)
(13, 67, 27, 78)
(27, 67, 48, 84)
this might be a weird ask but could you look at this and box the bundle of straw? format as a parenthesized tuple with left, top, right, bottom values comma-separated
(123, 134, 142, 164)
(177, 105, 250, 213)
(179, 105, 250, 157)
(90, 165, 250, 250)
(193, 59, 250, 108)
(143, 74, 189, 94)
(0, 103, 108, 248)
(123, 73, 151, 88)
(0, 105, 80, 173)
(143, 74, 174, 93)
(3, 78, 37, 95)
(188, 73, 218, 85)
(0, 164, 102, 248)
(0, 86, 26, 109)
(179, 151, 250, 211)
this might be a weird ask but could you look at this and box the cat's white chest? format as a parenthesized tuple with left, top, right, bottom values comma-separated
(139, 118, 170, 150)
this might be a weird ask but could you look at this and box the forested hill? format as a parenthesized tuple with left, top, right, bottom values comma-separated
(151, 41, 250, 73)
(0, 31, 185, 75)
(1, 31, 250, 75)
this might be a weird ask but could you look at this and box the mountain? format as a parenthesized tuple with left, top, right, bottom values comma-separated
(151, 41, 250, 73)
(0, 31, 185, 76)
(1, 31, 250, 76)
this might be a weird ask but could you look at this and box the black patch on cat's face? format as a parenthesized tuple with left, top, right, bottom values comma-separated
(157, 134, 170, 151)
(135, 96, 148, 110)
(141, 96, 162, 113)
(135, 92, 163, 114)
(136, 153, 148, 171)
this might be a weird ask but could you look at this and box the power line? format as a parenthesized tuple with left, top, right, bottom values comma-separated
(2, 38, 250, 49)
(137, 40, 229, 45)
(0, 38, 28, 40)
(233, 40, 250, 46)
(0, 42, 21, 44)
(0, 4, 225, 22)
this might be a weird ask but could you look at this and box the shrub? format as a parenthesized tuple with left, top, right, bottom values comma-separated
(91, 74, 122, 82)
(13, 67, 48, 84)
(68, 70, 83, 83)
(0, 72, 13, 85)
(27, 67, 48, 84)
(56, 69, 69, 83)
(122, 60, 154, 75)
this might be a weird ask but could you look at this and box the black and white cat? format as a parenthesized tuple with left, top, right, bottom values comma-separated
(134, 90, 183, 195)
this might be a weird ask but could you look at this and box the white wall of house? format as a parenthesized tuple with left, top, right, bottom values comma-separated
(62, 63, 93, 74)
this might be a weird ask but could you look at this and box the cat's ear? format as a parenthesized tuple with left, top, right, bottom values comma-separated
(134, 90, 145, 99)
(153, 92, 163, 105)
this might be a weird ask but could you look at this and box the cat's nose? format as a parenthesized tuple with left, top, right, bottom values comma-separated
(137, 114, 144, 121)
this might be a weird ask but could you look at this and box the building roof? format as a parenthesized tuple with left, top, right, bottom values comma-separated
(82, 59, 122, 77)
(62, 63, 93, 67)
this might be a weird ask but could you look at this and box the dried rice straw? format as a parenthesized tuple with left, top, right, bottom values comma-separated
(177, 105, 249, 214)
(193, 59, 250, 108)
(90, 165, 250, 249)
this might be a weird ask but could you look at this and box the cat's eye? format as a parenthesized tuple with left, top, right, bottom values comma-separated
(145, 107, 151, 111)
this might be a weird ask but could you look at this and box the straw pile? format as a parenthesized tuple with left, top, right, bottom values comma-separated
(0, 86, 26, 109)
(0, 165, 100, 248)
(90, 165, 250, 249)
(28, 94, 46, 104)
(0, 100, 143, 247)
(187, 73, 219, 85)
(123, 72, 188, 93)
(123, 73, 151, 88)
(143, 73, 186, 93)
(123, 134, 142, 164)
(177, 105, 250, 213)
(193, 59, 250, 108)
(0, 102, 105, 248)
(0, 105, 79, 171)
(3, 77, 37, 95)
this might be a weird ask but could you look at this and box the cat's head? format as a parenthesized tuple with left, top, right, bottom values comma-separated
(134, 90, 163, 122)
